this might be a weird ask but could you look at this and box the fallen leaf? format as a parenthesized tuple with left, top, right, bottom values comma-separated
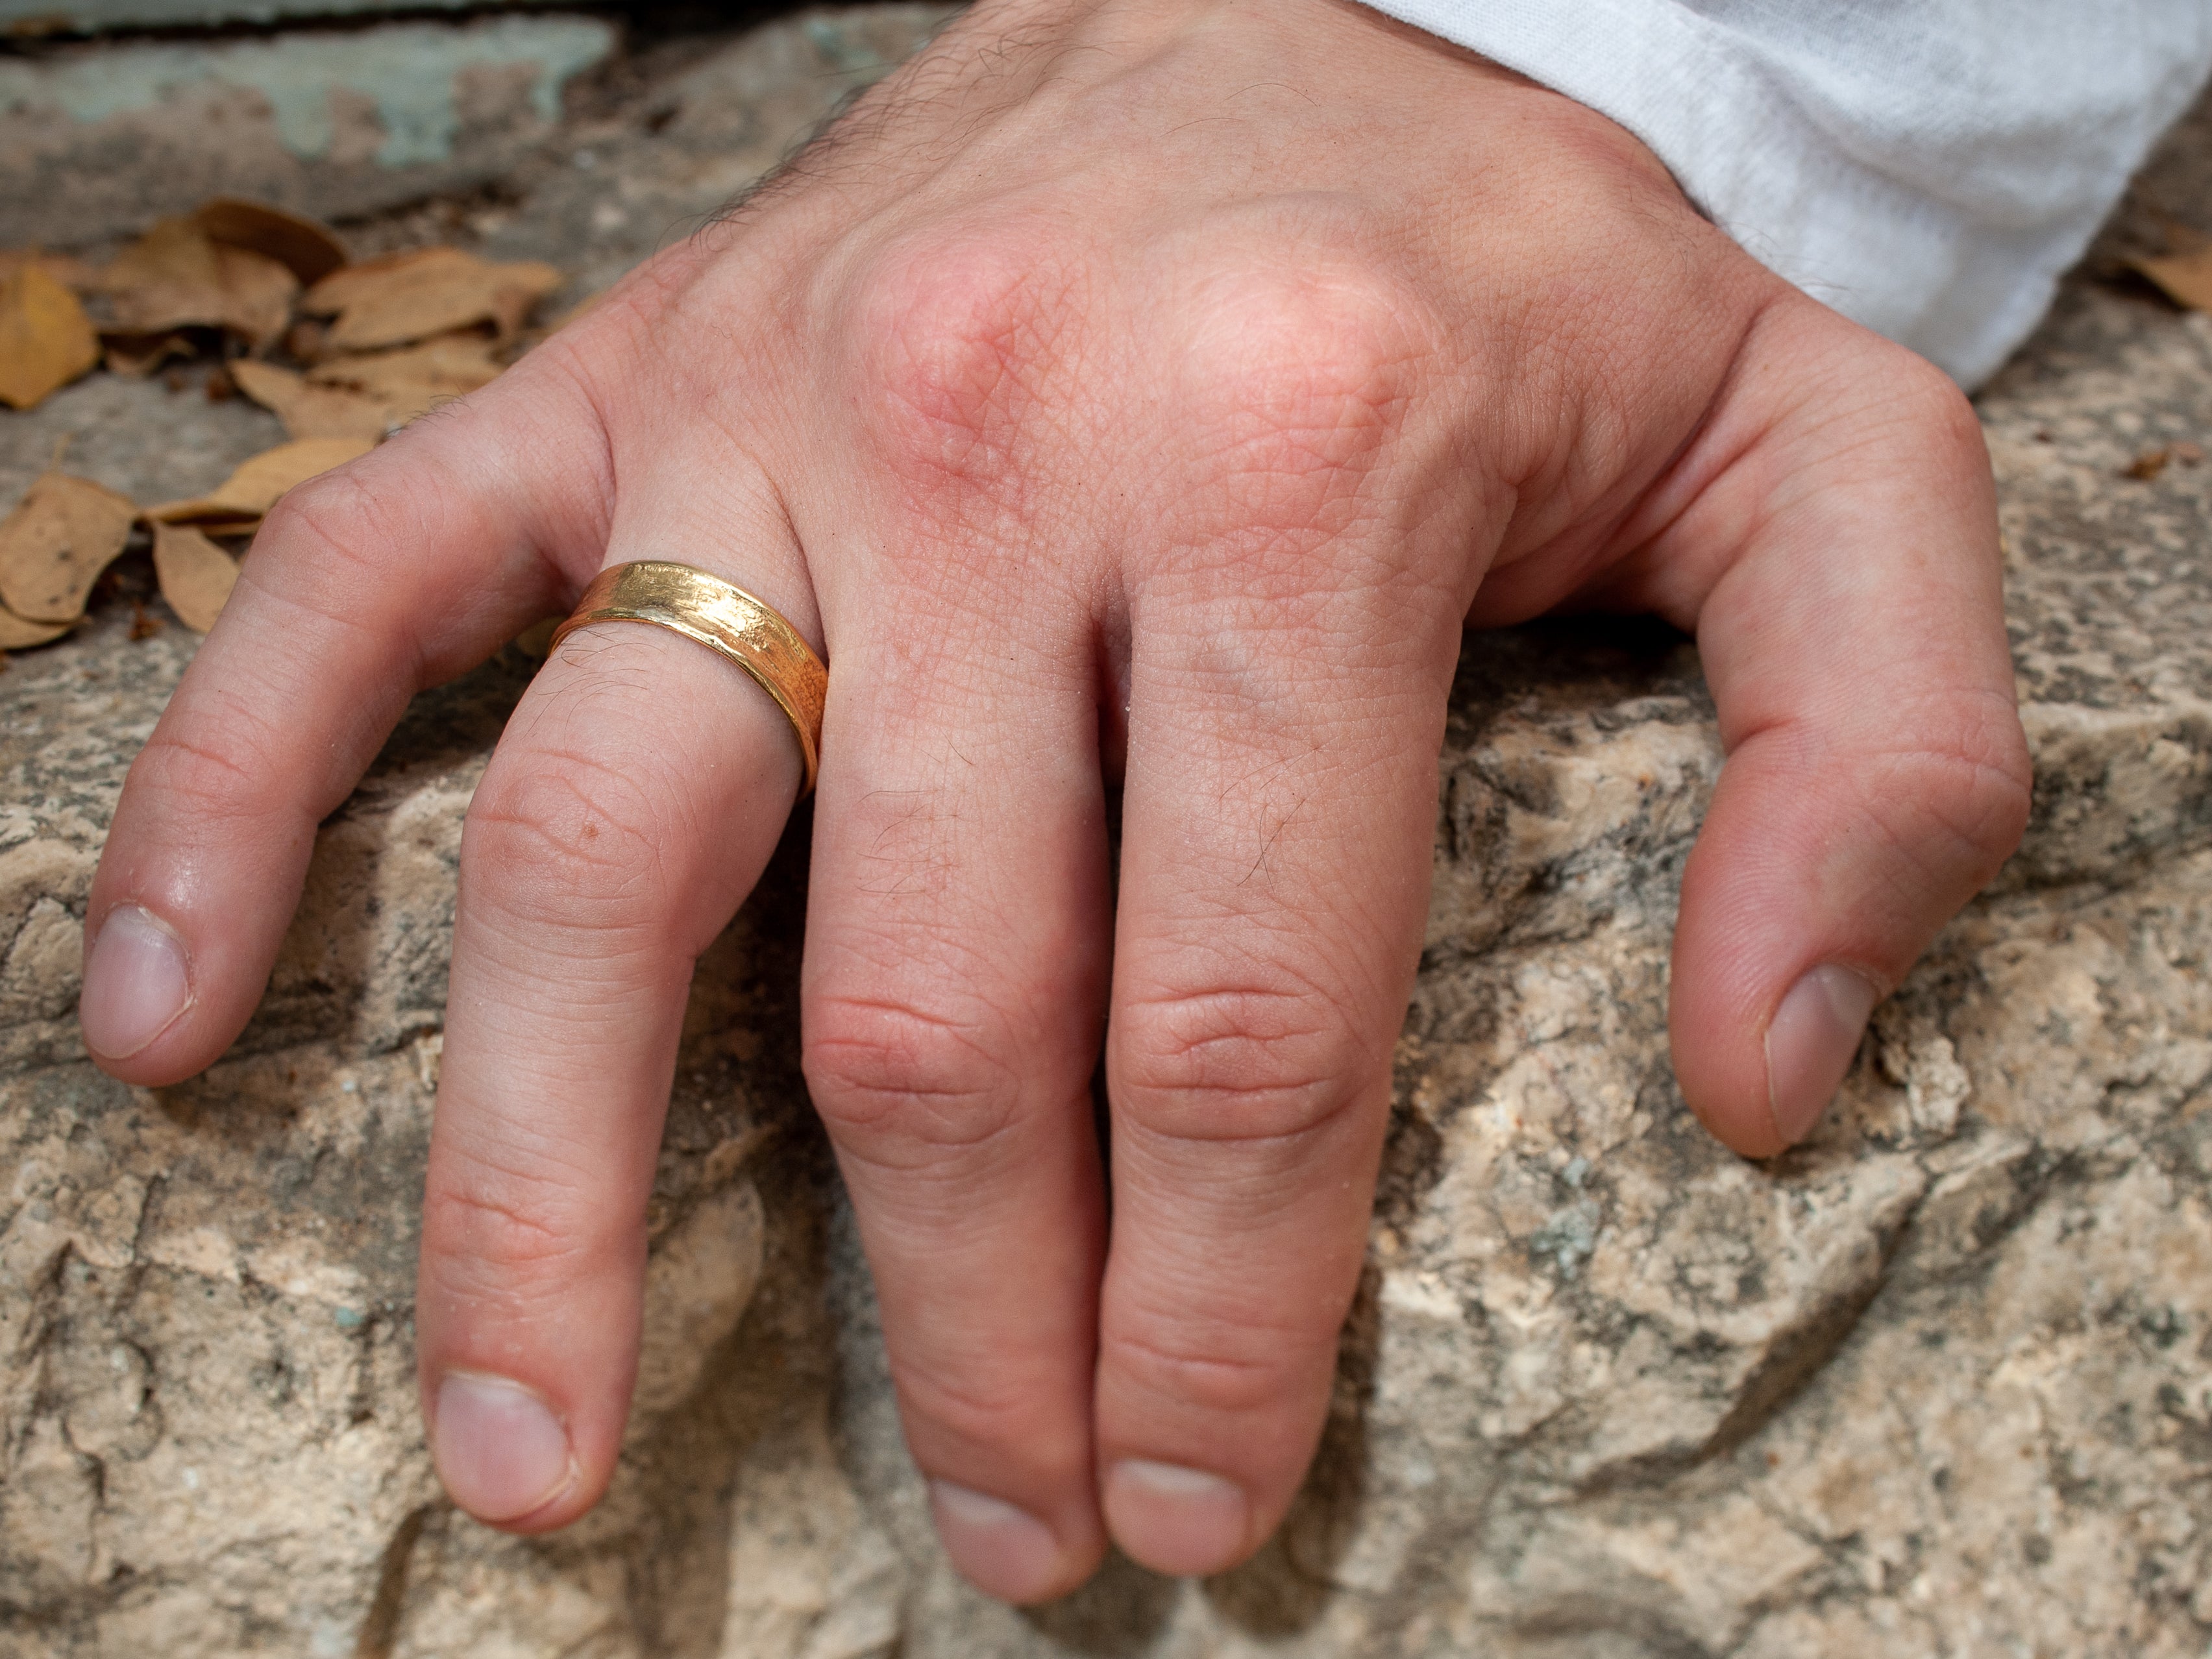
(228, 360, 397, 442)
(190, 199, 349, 286)
(308, 334, 503, 400)
(0, 607, 71, 649)
(2130, 249, 2212, 312)
(284, 318, 332, 363)
(0, 249, 101, 291)
(176, 517, 263, 540)
(147, 436, 374, 524)
(100, 219, 298, 349)
(0, 265, 101, 409)
(513, 616, 559, 657)
(152, 521, 241, 632)
(0, 472, 138, 622)
(302, 247, 563, 351)
(103, 332, 197, 379)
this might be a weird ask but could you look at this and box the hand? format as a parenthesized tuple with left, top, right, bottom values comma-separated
(78, 0, 2030, 1602)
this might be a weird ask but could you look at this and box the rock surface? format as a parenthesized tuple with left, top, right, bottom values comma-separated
(0, 16, 617, 247)
(6, 10, 2212, 1656)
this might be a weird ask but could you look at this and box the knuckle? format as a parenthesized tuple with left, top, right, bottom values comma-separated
(252, 467, 441, 682)
(1112, 980, 1372, 1146)
(461, 750, 673, 933)
(1105, 1313, 1316, 1420)
(260, 465, 406, 590)
(1869, 703, 2035, 880)
(1813, 325, 1987, 470)
(889, 1353, 1070, 1466)
(421, 1148, 621, 1305)
(847, 223, 1081, 508)
(1886, 349, 1983, 446)
(127, 700, 289, 826)
(1177, 256, 1418, 497)
(803, 989, 1024, 1166)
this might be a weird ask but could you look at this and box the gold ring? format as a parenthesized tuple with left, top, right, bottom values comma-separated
(550, 560, 828, 794)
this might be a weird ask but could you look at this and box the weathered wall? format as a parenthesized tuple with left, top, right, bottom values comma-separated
(0, 18, 621, 245)
(5, 10, 2212, 1656)
(3, 0, 529, 37)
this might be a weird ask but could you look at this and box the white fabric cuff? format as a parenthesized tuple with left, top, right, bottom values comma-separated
(1358, 0, 2212, 386)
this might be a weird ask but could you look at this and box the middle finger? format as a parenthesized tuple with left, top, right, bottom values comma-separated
(800, 500, 1116, 1604)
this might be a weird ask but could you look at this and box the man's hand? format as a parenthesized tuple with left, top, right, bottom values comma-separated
(77, 0, 2030, 1602)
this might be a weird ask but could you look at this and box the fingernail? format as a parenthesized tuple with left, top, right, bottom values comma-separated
(1104, 1460, 1249, 1577)
(1765, 965, 1881, 1146)
(432, 1373, 576, 1523)
(928, 1481, 1066, 1604)
(79, 905, 193, 1061)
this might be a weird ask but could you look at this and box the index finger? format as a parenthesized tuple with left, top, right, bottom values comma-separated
(80, 354, 611, 1084)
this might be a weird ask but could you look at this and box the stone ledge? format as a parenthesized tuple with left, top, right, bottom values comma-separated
(5, 16, 2212, 1659)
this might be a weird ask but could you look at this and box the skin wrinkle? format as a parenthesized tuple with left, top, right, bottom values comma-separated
(850, 221, 1094, 515)
(887, 1358, 1097, 1475)
(467, 769, 680, 915)
(221, 551, 425, 754)
(295, 400, 599, 661)
(1101, 1324, 1307, 1416)
(127, 723, 280, 820)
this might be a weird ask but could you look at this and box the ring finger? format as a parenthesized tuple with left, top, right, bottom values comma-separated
(413, 454, 818, 1529)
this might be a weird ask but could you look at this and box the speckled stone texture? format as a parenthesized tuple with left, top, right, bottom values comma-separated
(5, 12, 2212, 1657)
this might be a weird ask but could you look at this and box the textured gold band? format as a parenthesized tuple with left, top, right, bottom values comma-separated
(550, 560, 828, 794)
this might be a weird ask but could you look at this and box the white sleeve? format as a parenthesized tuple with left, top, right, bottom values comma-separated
(1357, 1, 2212, 386)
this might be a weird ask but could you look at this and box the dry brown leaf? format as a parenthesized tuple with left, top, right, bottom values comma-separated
(103, 332, 196, 379)
(0, 249, 101, 291)
(0, 265, 101, 410)
(2130, 249, 2212, 312)
(100, 219, 299, 349)
(308, 334, 503, 400)
(0, 472, 138, 622)
(147, 435, 374, 524)
(284, 318, 333, 363)
(229, 360, 397, 442)
(0, 607, 71, 649)
(302, 247, 563, 351)
(190, 199, 348, 286)
(513, 616, 559, 658)
(152, 521, 241, 632)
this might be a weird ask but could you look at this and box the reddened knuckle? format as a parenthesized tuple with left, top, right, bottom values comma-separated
(802, 991, 1021, 1161)
(1180, 258, 1416, 475)
(1113, 983, 1367, 1144)
(849, 224, 1077, 501)
(462, 755, 669, 931)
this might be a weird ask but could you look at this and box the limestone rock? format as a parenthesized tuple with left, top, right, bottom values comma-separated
(6, 12, 2212, 1658)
